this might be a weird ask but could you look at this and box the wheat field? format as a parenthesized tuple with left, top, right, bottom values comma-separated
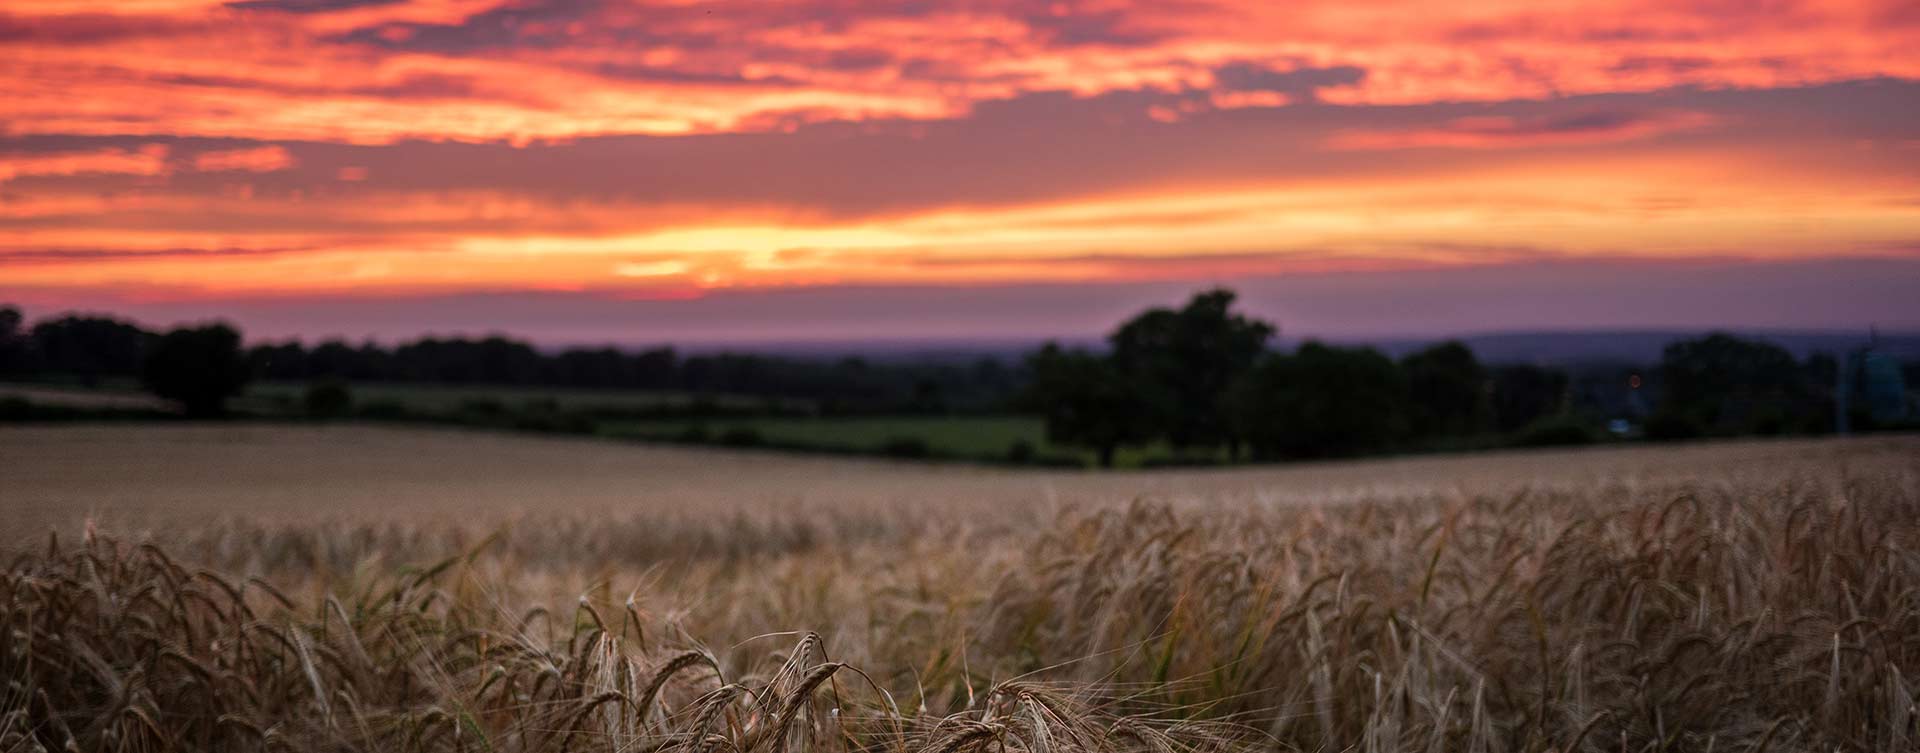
(3, 425, 1918, 752)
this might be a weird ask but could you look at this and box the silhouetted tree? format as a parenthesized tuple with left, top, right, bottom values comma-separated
(1228, 342, 1408, 460)
(548, 347, 634, 388)
(909, 377, 946, 414)
(1108, 288, 1274, 454)
(1801, 352, 1844, 431)
(1401, 340, 1488, 438)
(30, 314, 152, 385)
(305, 341, 390, 380)
(141, 324, 250, 417)
(0, 305, 28, 375)
(1023, 343, 1156, 467)
(393, 336, 544, 384)
(538, 345, 678, 390)
(153, 324, 1001, 413)
(629, 347, 678, 390)
(1655, 333, 1809, 436)
(248, 342, 310, 380)
(1489, 364, 1569, 433)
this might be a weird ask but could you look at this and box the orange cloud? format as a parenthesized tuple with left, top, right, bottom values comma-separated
(7, 145, 1917, 300)
(1, 1, 1916, 143)
(190, 145, 296, 172)
(3, 1, 1918, 318)
(0, 144, 169, 182)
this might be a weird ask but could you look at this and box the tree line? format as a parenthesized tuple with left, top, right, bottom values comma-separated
(1022, 290, 1909, 466)
(3, 297, 1908, 460)
(0, 305, 1019, 416)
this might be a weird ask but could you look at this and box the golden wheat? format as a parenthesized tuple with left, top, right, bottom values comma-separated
(3, 430, 1918, 751)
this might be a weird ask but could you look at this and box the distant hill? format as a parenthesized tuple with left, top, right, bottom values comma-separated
(1361, 330, 1920, 365)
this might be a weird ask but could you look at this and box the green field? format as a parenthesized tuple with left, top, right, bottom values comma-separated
(2, 377, 1222, 466)
(602, 414, 1042, 454)
(3, 378, 803, 415)
(0, 381, 170, 410)
(239, 380, 799, 414)
(599, 414, 1222, 467)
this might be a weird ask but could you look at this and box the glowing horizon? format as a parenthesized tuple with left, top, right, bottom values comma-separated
(4, 0, 1919, 340)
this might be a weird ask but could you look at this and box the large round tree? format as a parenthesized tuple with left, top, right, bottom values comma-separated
(141, 323, 250, 417)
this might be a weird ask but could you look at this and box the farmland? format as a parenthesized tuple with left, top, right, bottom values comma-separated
(1, 379, 792, 415)
(603, 414, 1052, 455)
(597, 415, 1199, 465)
(4, 378, 1223, 466)
(240, 380, 796, 415)
(4, 425, 1918, 751)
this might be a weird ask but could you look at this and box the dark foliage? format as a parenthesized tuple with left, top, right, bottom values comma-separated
(1658, 333, 1818, 436)
(1022, 344, 1158, 467)
(1489, 364, 1570, 433)
(0, 306, 28, 376)
(1643, 410, 1703, 441)
(140, 323, 250, 417)
(1108, 289, 1274, 452)
(4, 298, 1893, 464)
(28, 314, 152, 385)
(1401, 340, 1489, 437)
(1229, 342, 1410, 460)
(245, 337, 1017, 413)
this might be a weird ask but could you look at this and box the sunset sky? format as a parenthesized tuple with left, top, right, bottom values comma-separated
(4, 0, 1920, 344)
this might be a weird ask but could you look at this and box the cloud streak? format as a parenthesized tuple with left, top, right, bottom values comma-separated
(1326, 109, 1721, 150)
(12, 257, 1919, 345)
(0, 145, 169, 182)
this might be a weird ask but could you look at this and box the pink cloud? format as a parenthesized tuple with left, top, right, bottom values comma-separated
(0, 1, 1914, 143)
